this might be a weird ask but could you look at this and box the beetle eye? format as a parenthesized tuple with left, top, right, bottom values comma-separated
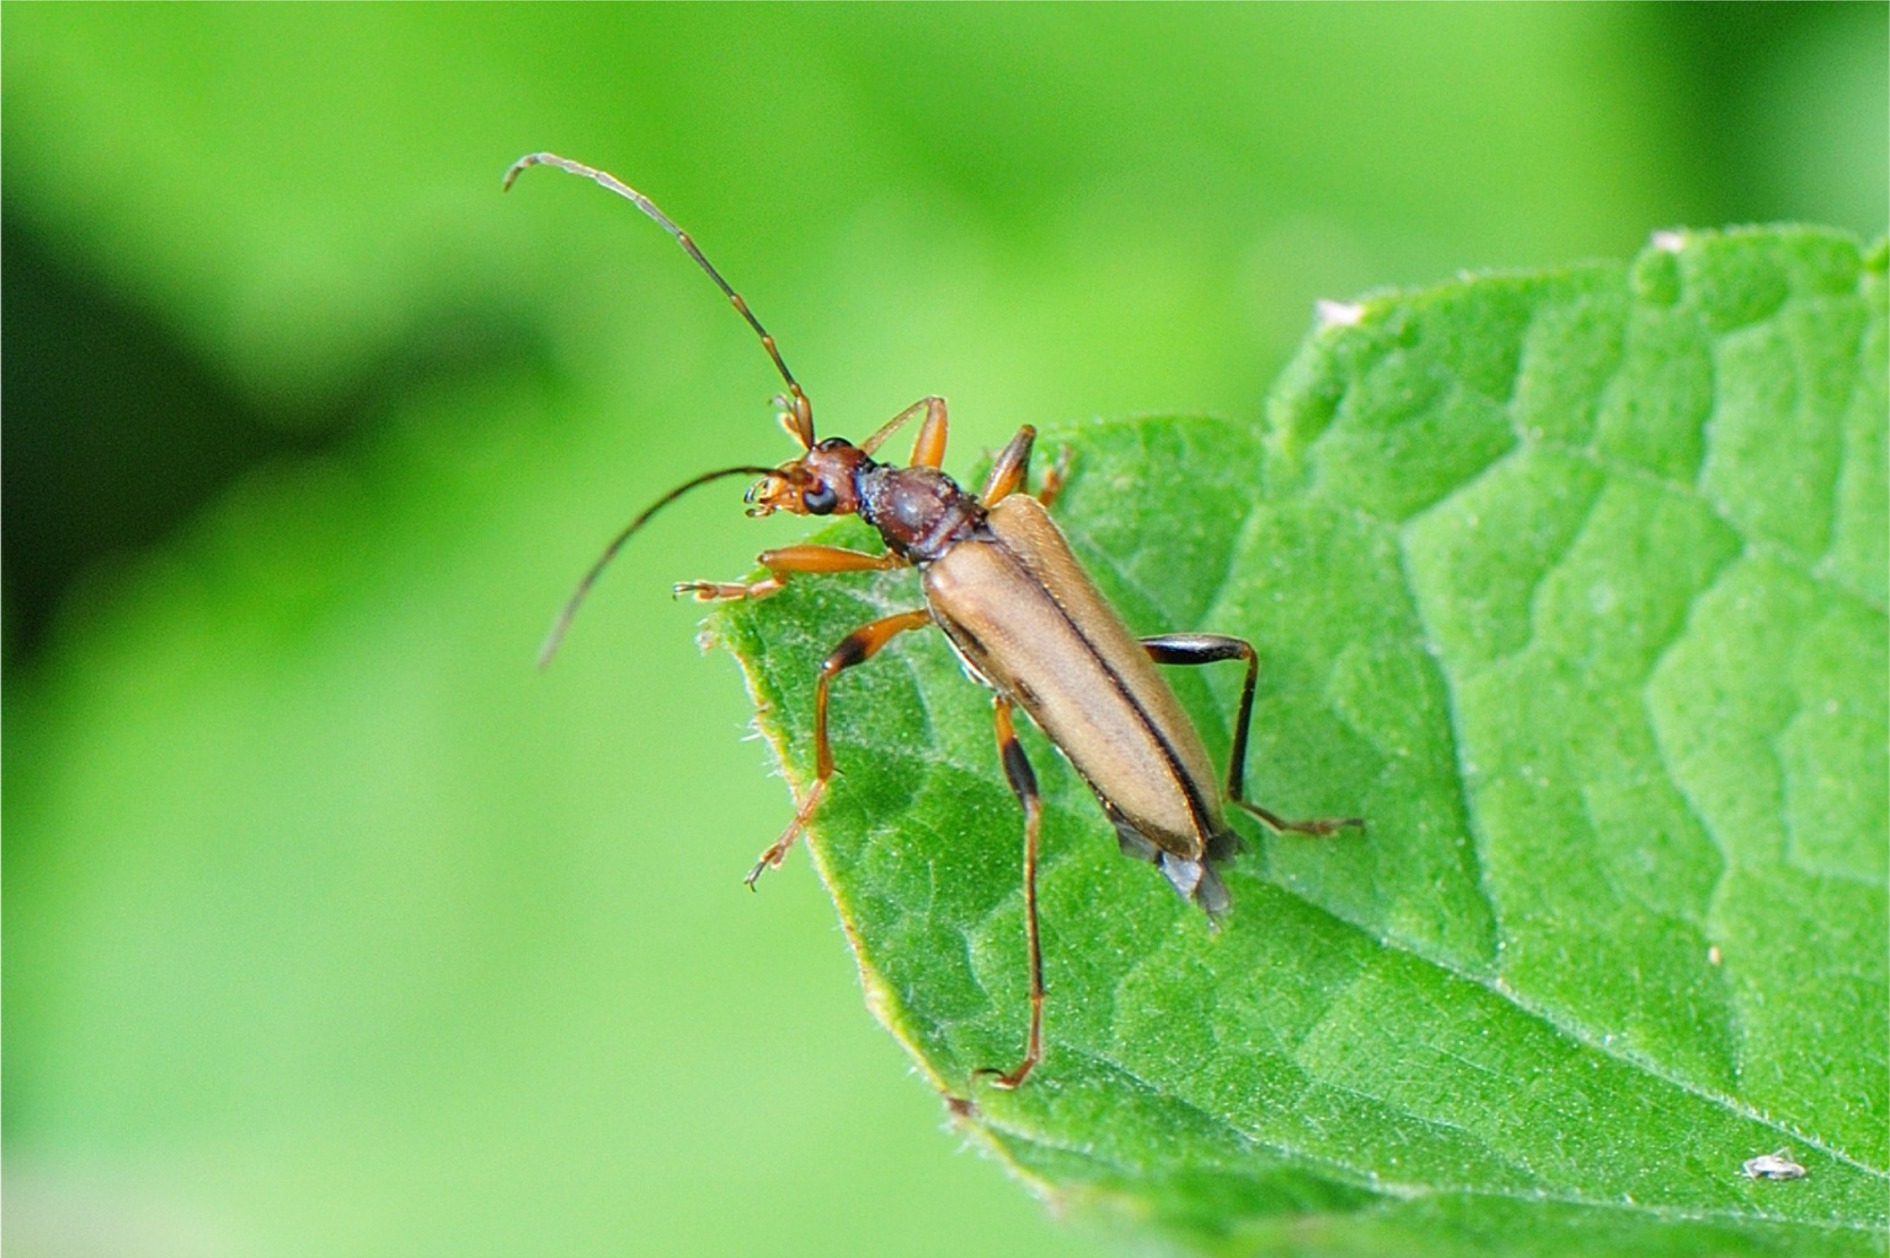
(803, 483, 839, 515)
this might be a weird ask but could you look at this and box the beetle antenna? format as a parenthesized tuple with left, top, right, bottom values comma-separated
(538, 464, 779, 668)
(505, 151, 816, 450)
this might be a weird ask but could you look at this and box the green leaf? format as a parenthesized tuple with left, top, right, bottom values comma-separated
(713, 226, 1888, 1257)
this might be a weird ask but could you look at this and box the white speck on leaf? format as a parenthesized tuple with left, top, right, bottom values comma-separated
(1742, 1149, 1807, 1181)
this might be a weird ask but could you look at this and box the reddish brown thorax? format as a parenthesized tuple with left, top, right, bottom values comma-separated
(748, 438, 988, 564)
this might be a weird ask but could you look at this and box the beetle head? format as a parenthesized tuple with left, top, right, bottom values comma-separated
(746, 437, 868, 518)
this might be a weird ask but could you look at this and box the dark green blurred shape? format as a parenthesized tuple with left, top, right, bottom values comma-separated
(5, 6, 1884, 1257)
(10, 5, 1884, 660)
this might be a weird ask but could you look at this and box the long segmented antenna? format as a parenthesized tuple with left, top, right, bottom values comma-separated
(536, 465, 780, 668)
(503, 152, 815, 449)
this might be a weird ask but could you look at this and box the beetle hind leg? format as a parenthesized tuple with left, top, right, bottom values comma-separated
(1228, 798, 1362, 837)
(974, 695, 1046, 1091)
(1140, 633, 1364, 837)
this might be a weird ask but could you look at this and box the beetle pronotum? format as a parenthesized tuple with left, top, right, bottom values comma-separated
(509, 152, 1361, 1089)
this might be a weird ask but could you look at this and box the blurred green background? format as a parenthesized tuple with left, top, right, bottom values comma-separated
(5, 7, 1884, 1257)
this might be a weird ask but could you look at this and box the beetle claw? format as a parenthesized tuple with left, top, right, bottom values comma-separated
(675, 577, 783, 602)
(972, 1061, 1036, 1091)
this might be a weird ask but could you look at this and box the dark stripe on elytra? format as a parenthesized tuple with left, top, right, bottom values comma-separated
(937, 615, 1038, 707)
(978, 538, 1219, 845)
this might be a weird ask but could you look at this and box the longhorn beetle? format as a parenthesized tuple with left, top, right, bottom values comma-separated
(508, 152, 1361, 1089)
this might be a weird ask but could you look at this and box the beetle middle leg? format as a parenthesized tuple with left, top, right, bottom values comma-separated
(977, 693, 1045, 1091)
(745, 608, 934, 886)
(981, 425, 1070, 509)
(979, 426, 1038, 505)
(1034, 446, 1070, 510)
(1140, 634, 1363, 836)
(677, 543, 907, 602)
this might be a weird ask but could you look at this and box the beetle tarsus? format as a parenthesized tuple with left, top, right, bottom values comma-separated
(973, 1032, 1041, 1090)
(746, 778, 828, 888)
(676, 577, 784, 602)
(1233, 800, 1364, 837)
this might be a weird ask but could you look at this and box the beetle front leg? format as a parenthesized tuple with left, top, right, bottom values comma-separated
(1140, 634, 1364, 836)
(906, 396, 950, 469)
(858, 396, 949, 466)
(677, 544, 907, 602)
(745, 609, 934, 886)
(976, 694, 1046, 1090)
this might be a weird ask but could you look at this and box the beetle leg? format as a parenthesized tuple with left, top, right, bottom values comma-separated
(745, 609, 934, 886)
(859, 396, 949, 466)
(980, 425, 1038, 505)
(976, 694, 1045, 1090)
(906, 397, 950, 469)
(1034, 445, 1071, 511)
(982, 428, 1072, 509)
(984, 427, 1071, 509)
(676, 544, 907, 602)
(1140, 634, 1364, 836)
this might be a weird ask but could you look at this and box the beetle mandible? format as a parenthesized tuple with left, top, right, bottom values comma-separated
(508, 152, 1362, 1089)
